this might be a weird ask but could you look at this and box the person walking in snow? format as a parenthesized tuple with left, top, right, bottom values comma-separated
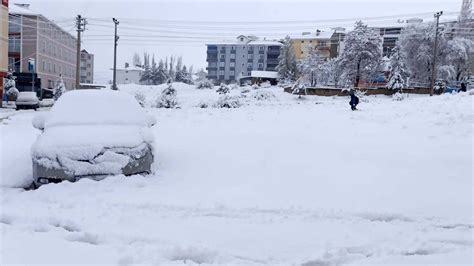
(460, 82, 466, 92)
(349, 89, 359, 111)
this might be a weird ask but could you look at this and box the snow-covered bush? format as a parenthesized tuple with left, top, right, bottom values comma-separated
(195, 79, 214, 89)
(216, 83, 230, 94)
(134, 90, 146, 107)
(4, 72, 19, 102)
(253, 90, 276, 101)
(241, 86, 251, 94)
(260, 81, 272, 88)
(252, 84, 260, 90)
(53, 76, 66, 101)
(196, 101, 209, 108)
(392, 92, 406, 101)
(156, 82, 179, 108)
(228, 83, 239, 90)
(214, 95, 242, 108)
(433, 80, 446, 94)
(292, 84, 307, 99)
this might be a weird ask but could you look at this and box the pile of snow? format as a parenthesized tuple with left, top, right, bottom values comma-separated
(0, 91, 472, 264)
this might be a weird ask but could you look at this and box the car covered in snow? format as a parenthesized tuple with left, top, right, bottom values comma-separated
(16, 91, 39, 111)
(31, 90, 156, 187)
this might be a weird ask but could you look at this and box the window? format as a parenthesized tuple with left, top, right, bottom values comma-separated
(248, 54, 253, 59)
(210, 62, 217, 67)
(220, 54, 225, 59)
(259, 46, 264, 50)
(53, 64, 56, 73)
(230, 62, 235, 67)
(231, 46, 235, 50)
(219, 70, 225, 75)
(42, 41, 46, 52)
(247, 63, 252, 68)
(219, 62, 225, 67)
(258, 63, 263, 68)
(8, 36, 21, 53)
(230, 54, 235, 59)
(209, 70, 216, 75)
(229, 71, 234, 75)
(240, 37, 244, 42)
(259, 54, 264, 60)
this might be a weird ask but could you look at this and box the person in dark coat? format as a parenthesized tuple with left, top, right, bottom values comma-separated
(349, 89, 359, 111)
(460, 82, 467, 92)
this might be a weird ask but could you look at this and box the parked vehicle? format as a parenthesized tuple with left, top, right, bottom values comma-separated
(31, 90, 156, 188)
(444, 85, 458, 94)
(15, 91, 39, 110)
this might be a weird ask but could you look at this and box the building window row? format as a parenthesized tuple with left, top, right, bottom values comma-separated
(41, 60, 74, 78)
(41, 41, 75, 63)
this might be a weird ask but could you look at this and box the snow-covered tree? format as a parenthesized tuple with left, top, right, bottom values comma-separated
(195, 78, 214, 89)
(276, 36, 298, 82)
(134, 90, 146, 107)
(445, 37, 473, 81)
(53, 75, 66, 101)
(140, 53, 152, 85)
(292, 82, 307, 99)
(157, 80, 178, 108)
(397, 22, 454, 86)
(433, 79, 446, 94)
(195, 68, 207, 81)
(339, 21, 383, 88)
(132, 53, 142, 67)
(298, 46, 322, 87)
(387, 45, 409, 91)
(216, 83, 230, 94)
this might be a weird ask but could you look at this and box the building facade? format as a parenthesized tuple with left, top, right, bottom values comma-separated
(8, 4, 77, 90)
(206, 35, 282, 83)
(114, 63, 143, 84)
(0, 0, 8, 103)
(80, 49, 94, 84)
(290, 30, 332, 60)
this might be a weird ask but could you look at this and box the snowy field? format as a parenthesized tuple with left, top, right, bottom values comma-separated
(0, 83, 473, 265)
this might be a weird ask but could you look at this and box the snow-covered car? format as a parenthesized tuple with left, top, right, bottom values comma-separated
(31, 90, 156, 187)
(16, 91, 39, 111)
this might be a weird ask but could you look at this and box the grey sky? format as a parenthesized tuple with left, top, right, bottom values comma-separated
(12, 0, 463, 83)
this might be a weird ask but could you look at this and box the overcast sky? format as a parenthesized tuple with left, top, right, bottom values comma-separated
(12, 0, 464, 83)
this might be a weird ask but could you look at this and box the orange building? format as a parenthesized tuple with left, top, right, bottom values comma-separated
(290, 30, 333, 61)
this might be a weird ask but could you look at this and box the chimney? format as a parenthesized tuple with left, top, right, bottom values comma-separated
(125, 62, 129, 68)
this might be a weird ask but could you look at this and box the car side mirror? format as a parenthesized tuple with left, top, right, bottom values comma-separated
(32, 113, 47, 131)
(147, 115, 156, 127)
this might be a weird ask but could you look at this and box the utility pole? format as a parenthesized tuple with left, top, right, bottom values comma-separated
(430, 11, 443, 96)
(112, 18, 119, 90)
(75, 15, 87, 90)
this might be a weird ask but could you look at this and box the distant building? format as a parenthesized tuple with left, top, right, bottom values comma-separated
(206, 35, 282, 84)
(290, 30, 332, 60)
(113, 63, 143, 84)
(329, 27, 346, 58)
(8, 4, 77, 90)
(0, 0, 8, 103)
(80, 49, 94, 84)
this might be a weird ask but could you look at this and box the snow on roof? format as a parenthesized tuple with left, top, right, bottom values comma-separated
(9, 4, 40, 16)
(251, 71, 279, 79)
(112, 65, 144, 71)
(290, 31, 333, 40)
(206, 36, 282, 46)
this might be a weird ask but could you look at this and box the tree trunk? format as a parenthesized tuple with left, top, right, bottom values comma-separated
(355, 59, 361, 88)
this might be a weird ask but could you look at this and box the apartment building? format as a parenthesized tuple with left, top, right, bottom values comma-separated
(0, 0, 8, 103)
(80, 49, 94, 84)
(8, 4, 77, 90)
(290, 30, 332, 60)
(206, 35, 282, 83)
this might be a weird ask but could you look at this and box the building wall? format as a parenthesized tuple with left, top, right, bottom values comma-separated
(291, 38, 331, 60)
(206, 42, 281, 83)
(0, 0, 8, 101)
(116, 69, 141, 84)
(80, 51, 94, 84)
(8, 13, 76, 90)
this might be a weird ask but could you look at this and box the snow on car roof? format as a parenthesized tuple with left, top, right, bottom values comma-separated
(44, 90, 149, 128)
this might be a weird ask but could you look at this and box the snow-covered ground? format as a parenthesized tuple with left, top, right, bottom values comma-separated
(0, 83, 472, 265)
